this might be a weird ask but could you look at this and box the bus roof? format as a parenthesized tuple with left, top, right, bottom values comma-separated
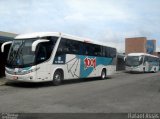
(127, 53, 159, 58)
(15, 32, 116, 49)
(15, 32, 91, 42)
(15, 32, 60, 39)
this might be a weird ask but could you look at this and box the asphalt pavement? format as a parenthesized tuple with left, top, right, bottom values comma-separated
(0, 77, 6, 86)
(0, 71, 160, 113)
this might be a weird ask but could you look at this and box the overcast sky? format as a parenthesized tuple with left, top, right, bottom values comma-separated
(0, 0, 160, 52)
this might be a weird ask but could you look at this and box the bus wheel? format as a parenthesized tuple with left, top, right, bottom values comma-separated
(153, 68, 156, 73)
(143, 68, 145, 73)
(101, 69, 106, 80)
(52, 70, 63, 86)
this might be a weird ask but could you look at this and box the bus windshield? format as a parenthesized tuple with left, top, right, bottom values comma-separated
(126, 56, 143, 67)
(7, 37, 58, 68)
(7, 39, 36, 68)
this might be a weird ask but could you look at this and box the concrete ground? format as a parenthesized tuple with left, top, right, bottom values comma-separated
(0, 71, 160, 113)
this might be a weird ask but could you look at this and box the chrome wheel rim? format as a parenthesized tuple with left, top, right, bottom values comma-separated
(54, 74, 61, 82)
(102, 72, 105, 79)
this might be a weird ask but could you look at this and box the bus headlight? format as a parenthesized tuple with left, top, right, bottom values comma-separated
(21, 67, 40, 75)
(5, 67, 40, 75)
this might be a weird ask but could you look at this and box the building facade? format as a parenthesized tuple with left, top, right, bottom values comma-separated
(125, 37, 156, 55)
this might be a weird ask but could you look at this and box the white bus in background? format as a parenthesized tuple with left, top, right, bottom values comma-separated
(125, 53, 159, 73)
(1, 32, 117, 85)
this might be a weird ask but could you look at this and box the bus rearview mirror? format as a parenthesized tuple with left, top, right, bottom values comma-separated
(1, 41, 12, 53)
(139, 57, 142, 61)
(32, 39, 49, 51)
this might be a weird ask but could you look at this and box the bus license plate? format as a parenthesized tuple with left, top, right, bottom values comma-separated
(13, 76, 18, 80)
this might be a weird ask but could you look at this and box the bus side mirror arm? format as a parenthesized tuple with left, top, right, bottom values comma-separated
(1, 41, 12, 52)
(32, 39, 49, 51)
(139, 57, 142, 61)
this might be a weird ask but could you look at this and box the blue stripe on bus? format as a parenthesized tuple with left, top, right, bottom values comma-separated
(77, 55, 112, 78)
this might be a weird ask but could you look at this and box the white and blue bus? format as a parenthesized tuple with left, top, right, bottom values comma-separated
(1, 32, 117, 85)
(125, 53, 159, 73)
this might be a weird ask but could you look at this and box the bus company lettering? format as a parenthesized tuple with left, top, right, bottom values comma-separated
(84, 57, 96, 69)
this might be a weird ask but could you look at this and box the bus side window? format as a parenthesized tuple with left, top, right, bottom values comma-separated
(57, 38, 84, 56)
(148, 56, 152, 63)
(102, 46, 105, 57)
(104, 47, 116, 58)
(56, 38, 67, 56)
(83, 44, 88, 55)
(75, 41, 83, 55)
(105, 47, 110, 57)
(93, 45, 102, 56)
(144, 56, 147, 62)
(83, 43, 93, 56)
(78, 42, 83, 55)
(110, 48, 116, 58)
(68, 40, 79, 54)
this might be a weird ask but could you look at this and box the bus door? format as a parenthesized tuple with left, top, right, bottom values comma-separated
(143, 56, 149, 71)
(35, 43, 50, 81)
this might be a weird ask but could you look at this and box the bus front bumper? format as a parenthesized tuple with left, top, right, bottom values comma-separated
(125, 66, 142, 72)
(5, 72, 39, 83)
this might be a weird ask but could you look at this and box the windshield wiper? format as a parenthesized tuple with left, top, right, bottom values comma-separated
(8, 41, 25, 66)
(7, 48, 15, 65)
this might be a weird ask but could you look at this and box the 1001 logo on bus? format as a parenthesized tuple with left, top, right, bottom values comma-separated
(84, 57, 96, 69)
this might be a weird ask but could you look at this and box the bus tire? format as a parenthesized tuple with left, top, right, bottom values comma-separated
(52, 70, 63, 86)
(101, 69, 106, 80)
(143, 67, 145, 73)
(153, 68, 156, 73)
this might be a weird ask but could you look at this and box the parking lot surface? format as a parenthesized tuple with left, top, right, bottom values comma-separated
(0, 71, 160, 113)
